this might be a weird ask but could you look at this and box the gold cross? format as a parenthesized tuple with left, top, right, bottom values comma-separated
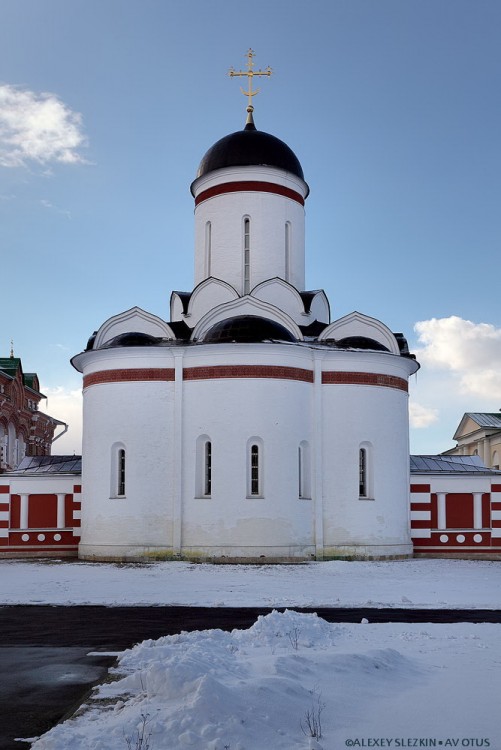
(229, 49, 272, 112)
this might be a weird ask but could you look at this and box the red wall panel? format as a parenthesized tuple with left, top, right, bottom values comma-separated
(28, 495, 57, 529)
(446, 493, 473, 529)
(65, 495, 74, 525)
(10, 495, 20, 529)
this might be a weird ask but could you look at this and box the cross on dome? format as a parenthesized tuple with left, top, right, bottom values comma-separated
(229, 48, 272, 114)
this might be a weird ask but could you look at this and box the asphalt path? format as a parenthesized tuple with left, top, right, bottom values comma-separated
(2, 606, 501, 749)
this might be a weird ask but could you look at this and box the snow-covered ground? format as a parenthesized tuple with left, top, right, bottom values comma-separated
(2, 557, 500, 609)
(5, 559, 499, 749)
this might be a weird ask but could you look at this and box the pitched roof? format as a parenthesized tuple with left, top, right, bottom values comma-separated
(0, 357, 45, 397)
(452, 412, 501, 441)
(0, 357, 22, 379)
(6, 455, 82, 475)
(410, 454, 501, 474)
(463, 413, 501, 429)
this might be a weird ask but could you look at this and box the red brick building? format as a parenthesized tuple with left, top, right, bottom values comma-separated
(0, 355, 66, 472)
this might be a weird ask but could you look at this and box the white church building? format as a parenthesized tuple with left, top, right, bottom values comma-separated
(3, 57, 501, 561)
(68, 74, 421, 562)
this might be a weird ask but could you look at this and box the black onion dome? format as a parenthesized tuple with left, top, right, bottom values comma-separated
(196, 119, 305, 181)
(203, 316, 296, 344)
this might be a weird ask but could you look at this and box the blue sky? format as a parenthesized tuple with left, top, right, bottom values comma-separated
(1, 0, 500, 455)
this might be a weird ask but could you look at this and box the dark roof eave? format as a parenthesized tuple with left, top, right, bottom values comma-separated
(410, 469, 501, 476)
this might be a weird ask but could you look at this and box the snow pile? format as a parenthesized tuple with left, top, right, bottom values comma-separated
(2, 558, 501, 608)
(29, 610, 500, 749)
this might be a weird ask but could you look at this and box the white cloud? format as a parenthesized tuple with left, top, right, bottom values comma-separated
(408, 316, 501, 453)
(0, 84, 87, 168)
(40, 385, 82, 456)
(414, 316, 501, 400)
(409, 401, 439, 429)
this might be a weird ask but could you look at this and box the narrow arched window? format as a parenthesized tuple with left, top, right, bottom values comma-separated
(110, 443, 126, 498)
(298, 445, 302, 496)
(359, 448, 367, 498)
(285, 221, 291, 281)
(250, 444, 260, 495)
(204, 440, 212, 496)
(243, 218, 251, 294)
(298, 441, 310, 499)
(359, 444, 374, 500)
(205, 221, 212, 277)
(117, 448, 126, 496)
(196, 435, 212, 498)
(246, 437, 263, 498)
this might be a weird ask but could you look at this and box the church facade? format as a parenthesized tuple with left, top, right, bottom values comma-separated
(69, 105, 420, 562)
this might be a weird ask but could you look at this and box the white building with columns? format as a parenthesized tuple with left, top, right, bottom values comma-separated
(443, 413, 501, 470)
(68, 102, 420, 562)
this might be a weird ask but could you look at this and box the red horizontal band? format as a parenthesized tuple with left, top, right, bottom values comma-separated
(82, 367, 409, 390)
(184, 365, 314, 383)
(414, 547, 499, 553)
(321, 371, 408, 392)
(195, 181, 305, 207)
(410, 484, 431, 493)
(84, 369, 175, 388)
(3, 548, 78, 552)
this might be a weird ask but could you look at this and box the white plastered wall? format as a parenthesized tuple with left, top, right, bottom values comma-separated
(320, 351, 416, 558)
(76, 342, 417, 561)
(180, 344, 315, 559)
(78, 349, 176, 560)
